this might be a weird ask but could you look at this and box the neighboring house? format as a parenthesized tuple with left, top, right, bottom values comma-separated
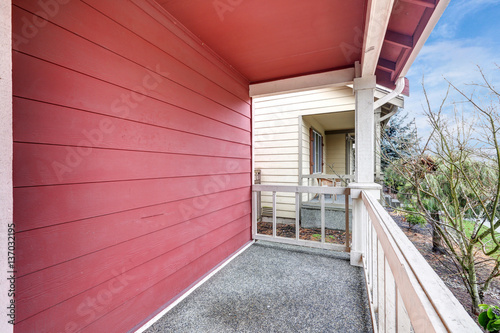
(0, 0, 476, 332)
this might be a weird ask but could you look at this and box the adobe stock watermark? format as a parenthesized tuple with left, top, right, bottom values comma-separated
(212, 0, 244, 22)
(51, 65, 169, 182)
(13, 0, 70, 50)
(6, 223, 15, 325)
(63, 267, 136, 333)
(179, 160, 241, 220)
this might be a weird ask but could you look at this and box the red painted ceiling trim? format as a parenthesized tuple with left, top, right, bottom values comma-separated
(401, 0, 436, 9)
(379, 2, 438, 91)
(384, 30, 414, 49)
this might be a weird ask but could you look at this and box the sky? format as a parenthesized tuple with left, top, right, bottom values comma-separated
(404, 0, 500, 140)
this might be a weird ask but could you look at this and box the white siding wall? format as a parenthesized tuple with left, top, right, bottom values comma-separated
(325, 134, 346, 175)
(253, 87, 355, 219)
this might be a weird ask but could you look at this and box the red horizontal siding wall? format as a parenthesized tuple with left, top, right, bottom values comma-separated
(12, 0, 252, 332)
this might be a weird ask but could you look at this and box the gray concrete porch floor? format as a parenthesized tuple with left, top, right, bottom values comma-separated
(145, 241, 372, 333)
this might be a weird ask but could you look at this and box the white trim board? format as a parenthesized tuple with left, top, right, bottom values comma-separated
(249, 68, 355, 97)
(0, 1, 13, 331)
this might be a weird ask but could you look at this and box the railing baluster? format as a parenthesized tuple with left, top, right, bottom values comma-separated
(372, 227, 378, 313)
(397, 289, 411, 332)
(320, 193, 325, 244)
(272, 191, 277, 238)
(385, 257, 396, 332)
(295, 192, 300, 241)
(378, 242, 385, 333)
(370, 224, 375, 298)
(367, 216, 372, 291)
(252, 191, 257, 237)
(345, 190, 350, 251)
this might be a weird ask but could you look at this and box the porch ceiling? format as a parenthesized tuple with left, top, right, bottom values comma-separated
(158, 0, 447, 91)
(305, 112, 355, 132)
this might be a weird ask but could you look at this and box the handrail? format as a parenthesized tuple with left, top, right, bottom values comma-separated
(253, 184, 350, 195)
(361, 191, 481, 333)
(301, 174, 354, 180)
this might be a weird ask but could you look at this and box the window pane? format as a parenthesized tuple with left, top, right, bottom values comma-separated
(311, 130, 323, 174)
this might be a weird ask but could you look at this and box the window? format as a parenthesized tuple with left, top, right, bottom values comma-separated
(310, 129, 323, 174)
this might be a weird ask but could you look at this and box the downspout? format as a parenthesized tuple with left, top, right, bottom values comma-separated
(374, 77, 404, 194)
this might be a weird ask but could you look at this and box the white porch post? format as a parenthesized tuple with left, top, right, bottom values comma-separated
(1, 0, 13, 331)
(374, 107, 382, 183)
(349, 75, 381, 267)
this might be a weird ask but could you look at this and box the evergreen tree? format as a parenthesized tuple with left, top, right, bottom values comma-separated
(381, 110, 417, 170)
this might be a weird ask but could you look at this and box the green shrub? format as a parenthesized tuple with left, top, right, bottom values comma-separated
(404, 206, 427, 228)
(478, 304, 500, 332)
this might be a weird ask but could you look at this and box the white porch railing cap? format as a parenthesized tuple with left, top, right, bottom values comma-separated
(348, 182, 381, 198)
(348, 182, 382, 190)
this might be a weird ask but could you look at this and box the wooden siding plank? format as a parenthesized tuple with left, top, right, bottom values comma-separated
(254, 120, 299, 130)
(253, 125, 298, 135)
(13, 52, 250, 132)
(260, 175, 299, 184)
(254, 120, 299, 129)
(254, 113, 301, 122)
(14, 0, 250, 103)
(254, 161, 299, 169)
(254, 147, 298, 155)
(254, 132, 299, 141)
(253, 140, 298, 148)
(254, 154, 298, 162)
(16, 187, 251, 276)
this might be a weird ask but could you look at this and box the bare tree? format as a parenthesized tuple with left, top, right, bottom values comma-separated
(383, 67, 500, 313)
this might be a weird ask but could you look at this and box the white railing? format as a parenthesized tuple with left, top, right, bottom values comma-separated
(361, 191, 481, 333)
(252, 184, 350, 252)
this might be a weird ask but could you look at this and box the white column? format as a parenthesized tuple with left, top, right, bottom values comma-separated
(0, 0, 13, 331)
(354, 75, 376, 183)
(349, 76, 381, 266)
(374, 107, 382, 183)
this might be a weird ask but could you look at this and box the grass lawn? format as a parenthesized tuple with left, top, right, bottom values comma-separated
(462, 219, 499, 256)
